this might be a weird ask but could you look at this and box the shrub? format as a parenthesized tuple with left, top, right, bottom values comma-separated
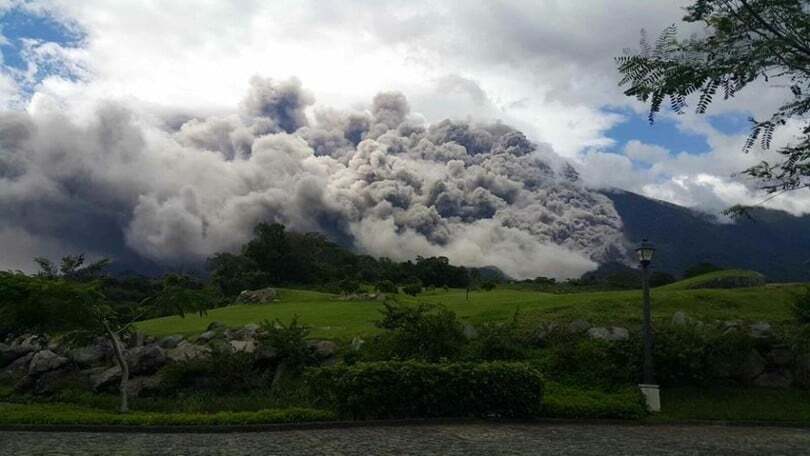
(158, 351, 266, 394)
(541, 336, 640, 388)
(480, 281, 496, 291)
(401, 283, 422, 296)
(259, 316, 317, 373)
(375, 280, 397, 294)
(373, 302, 466, 361)
(792, 287, 810, 324)
(542, 382, 647, 419)
(466, 310, 527, 361)
(307, 361, 544, 419)
(338, 279, 360, 294)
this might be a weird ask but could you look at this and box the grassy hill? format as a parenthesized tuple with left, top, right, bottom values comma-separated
(136, 275, 806, 340)
(658, 269, 766, 290)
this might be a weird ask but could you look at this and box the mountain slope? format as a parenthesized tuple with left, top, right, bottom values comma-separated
(604, 190, 810, 282)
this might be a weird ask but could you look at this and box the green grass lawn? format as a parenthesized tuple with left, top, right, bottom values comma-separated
(136, 280, 805, 340)
(657, 269, 765, 290)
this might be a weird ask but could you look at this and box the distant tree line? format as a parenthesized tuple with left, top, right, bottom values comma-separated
(207, 222, 474, 297)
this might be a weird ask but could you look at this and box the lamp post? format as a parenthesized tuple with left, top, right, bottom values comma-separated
(636, 239, 660, 412)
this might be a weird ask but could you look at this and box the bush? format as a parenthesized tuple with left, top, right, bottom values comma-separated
(480, 281, 496, 291)
(372, 302, 466, 361)
(375, 280, 397, 294)
(541, 337, 639, 388)
(401, 283, 422, 296)
(158, 351, 266, 394)
(338, 279, 360, 294)
(466, 310, 527, 361)
(259, 316, 317, 373)
(542, 382, 648, 419)
(792, 287, 810, 324)
(308, 361, 544, 419)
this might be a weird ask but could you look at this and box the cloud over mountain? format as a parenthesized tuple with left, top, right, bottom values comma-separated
(0, 77, 625, 278)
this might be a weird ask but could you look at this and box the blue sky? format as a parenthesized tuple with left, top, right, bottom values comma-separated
(0, 7, 82, 69)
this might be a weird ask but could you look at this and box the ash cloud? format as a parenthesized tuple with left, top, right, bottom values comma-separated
(0, 77, 625, 279)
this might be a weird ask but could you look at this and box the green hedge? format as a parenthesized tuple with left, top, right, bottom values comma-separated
(307, 361, 544, 419)
(542, 382, 648, 419)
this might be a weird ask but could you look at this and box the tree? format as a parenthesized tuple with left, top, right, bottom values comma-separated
(149, 274, 220, 318)
(617, 0, 810, 202)
(684, 262, 723, 278)
(0, 272, 134, 412)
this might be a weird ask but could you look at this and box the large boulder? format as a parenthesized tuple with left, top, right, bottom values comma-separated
(587, 327, 629, 342)
(28, 367, 79, 395)
(737, 349, 767, 384)
(749, 322, 772, 339)
(127, 373, 163, 397)
(68, 344, 109, 368)
(166, 341, 211, 362)
(311, 340, 338, 358)
(567, 320, 591, 333)
(87, 366, 121, 391)
(0, 351, 34, 382)
(158, 335, 185, 349)
(28, 350, 69, 376)
(0, 340, 39, 368)
(236, 287, 278, 304)
(766, 347, 794, 367)
(126, 345, 166, 375)
(230, 340, 257, 353)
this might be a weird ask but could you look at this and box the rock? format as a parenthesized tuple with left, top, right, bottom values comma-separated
(30, 367, 78, 395)
(463, 324, 478, 339)
(737, 349, 767, 384)
(197, 331, 217, 343)
(127, 373, 163, 397)
(568, 320, 591, 333)
(68, 344, 108, 367)
(794, 354, 810, 389)
(587, 327, 629, 342)
(750, 322, 772, 338)
(89, 366, 121, 391)
(209, 339, 235, 354)
(754, 370, 793, 388)
(230, 340, 257, 353)
(166, 341, 211, 362)
(0, 351, 34, 382)
(311, 340, 337, 358)
(232, 324, 260, 340)
(126, 345, 166, 375)
(28, 350, 69, 376)
(671, 311, 688, 326)
(767, 347, 794, 367)
(0, 341, 38, 368)
(236, 287, 278, 304)
(158, 335, 185, 349)
(206, 321, 226, 332)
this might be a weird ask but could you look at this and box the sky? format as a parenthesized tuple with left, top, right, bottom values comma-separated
(0, 0, 808, 275)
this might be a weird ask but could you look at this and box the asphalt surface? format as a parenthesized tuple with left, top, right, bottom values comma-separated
(2, 423, 810, 455)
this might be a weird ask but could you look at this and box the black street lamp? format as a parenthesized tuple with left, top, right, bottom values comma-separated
(636, 239, 660, 412)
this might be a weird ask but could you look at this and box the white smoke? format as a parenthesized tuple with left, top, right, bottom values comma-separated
(0, 77, 625, 279)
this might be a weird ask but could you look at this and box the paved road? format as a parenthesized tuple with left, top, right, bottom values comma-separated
(2, 423, 809, 455)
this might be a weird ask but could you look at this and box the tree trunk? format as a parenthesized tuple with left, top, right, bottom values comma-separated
(104, 322, 130, 414)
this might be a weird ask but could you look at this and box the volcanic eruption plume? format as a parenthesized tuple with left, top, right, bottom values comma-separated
(0, 77, 625, 279)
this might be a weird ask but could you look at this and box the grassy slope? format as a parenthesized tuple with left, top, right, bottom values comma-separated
(658, 269, 764, 290)
(654, 387, 810, 424)
(136, 281, 805, 340)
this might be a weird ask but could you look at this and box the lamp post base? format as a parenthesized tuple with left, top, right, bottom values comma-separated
(639, 384, 661, 412)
